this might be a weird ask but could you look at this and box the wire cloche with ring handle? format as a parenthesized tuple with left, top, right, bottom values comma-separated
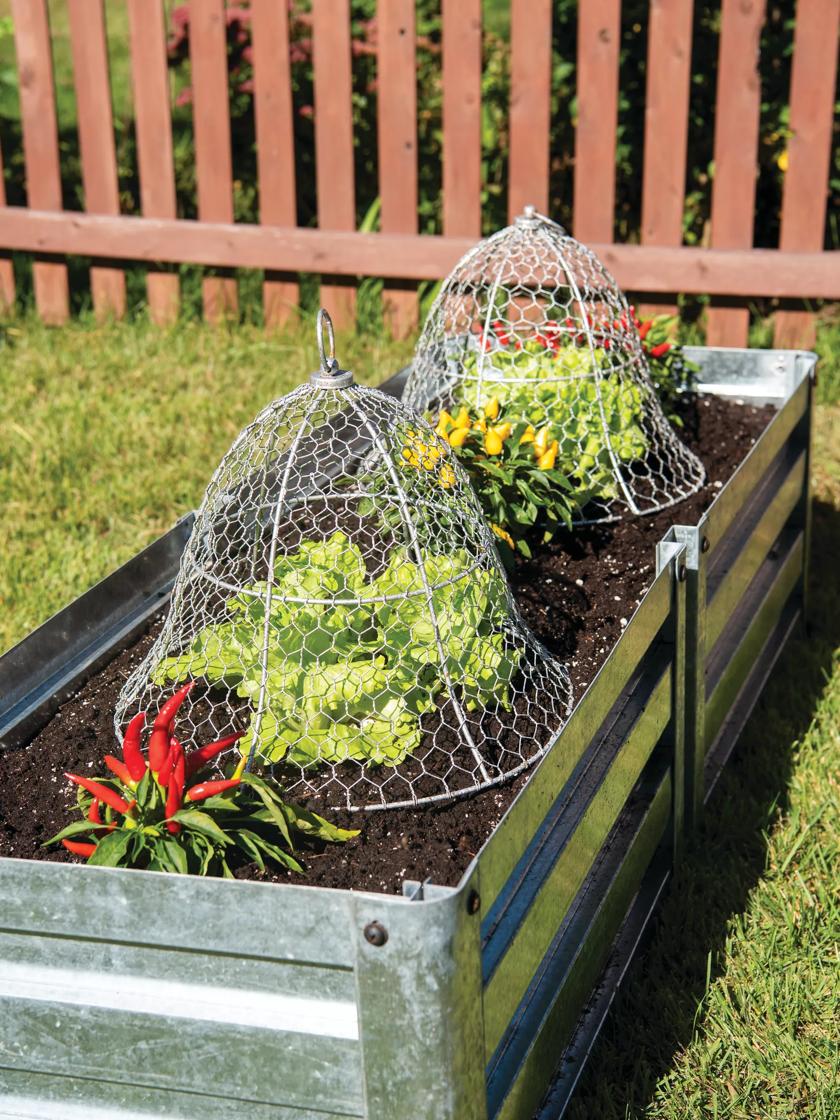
(404, 207, 705, 523)
(116, 310, 572, 811)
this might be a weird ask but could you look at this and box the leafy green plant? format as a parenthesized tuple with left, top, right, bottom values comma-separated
(153, 532, 518, 768)
(47, 695, 355, 876)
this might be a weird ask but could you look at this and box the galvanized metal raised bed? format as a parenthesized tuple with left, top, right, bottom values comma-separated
(659, 346, 816, 828)
(0, 347, 813, 1120)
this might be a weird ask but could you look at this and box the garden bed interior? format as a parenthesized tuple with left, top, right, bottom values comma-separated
(0, 391, 774, 895)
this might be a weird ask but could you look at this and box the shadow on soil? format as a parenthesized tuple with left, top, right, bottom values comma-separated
(562, 496, 840, 1120)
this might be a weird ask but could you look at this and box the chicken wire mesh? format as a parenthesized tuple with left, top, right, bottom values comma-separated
(116, 311, 572, 811)
(405, 207, 705, 523)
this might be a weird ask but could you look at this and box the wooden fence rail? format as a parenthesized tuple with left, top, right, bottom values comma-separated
(1, 0, 838, 345)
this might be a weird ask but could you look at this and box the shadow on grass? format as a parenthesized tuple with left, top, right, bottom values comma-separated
(564, 495, 840, 1120)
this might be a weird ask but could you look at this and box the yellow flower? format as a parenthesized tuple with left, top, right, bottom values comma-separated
(484, 429, 504, 456)
(534, 425, 552, 455)
(484, 396, 500, 420)
(519, 424, 536, 445)
(537, 439, 559, 471)
(448, 426, 470, 448)
(491, 523, 515, 550)
(438, 463, 456, 489)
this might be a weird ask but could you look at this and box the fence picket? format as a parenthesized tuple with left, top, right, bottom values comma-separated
(252, 0, 298, 328)
(508, 0, 552, 220)
(706, 0, 765, 347)
(190, 0, 238, 323)
(639, 0, 694, 319)
(442, 0, 482, 238)
(67, 0, 126, 320)
(11, 0, 68, 324)
(774, 0, 839, 349)
(575, 0, 620, 242)
(378, 0, 418, 338)
(312, 0, 356, 330)
(127, 0, 179, 325)
(0, 141, 15, 310)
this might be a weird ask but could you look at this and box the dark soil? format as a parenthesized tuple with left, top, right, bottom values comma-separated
(0, 395, 774, 894)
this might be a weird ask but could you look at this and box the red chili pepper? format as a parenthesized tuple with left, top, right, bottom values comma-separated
(155, 682, 195, 731)
(491, 319, 510, 343)
(104, 755, 133, 785)
(62, 839, 96, 858)
(650, 341, 671, 358)
(185, 732, 244, 779)
(149, 683, 194, 772)
(165, 774, 183, 834)
(172, 741, 185, 794)
(65, 773, 134, 817)
(157, 739, 177, 788)
(638, 319, 654, 342)
(185, 778, 241, 803)
(87, 798, 116, 836)
(122, 711, 147, 782)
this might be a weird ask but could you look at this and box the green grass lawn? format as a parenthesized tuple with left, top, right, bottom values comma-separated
(0, 312, 838, 1118)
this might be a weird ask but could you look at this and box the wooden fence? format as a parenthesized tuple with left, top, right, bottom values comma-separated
(0, 0, 838, 346)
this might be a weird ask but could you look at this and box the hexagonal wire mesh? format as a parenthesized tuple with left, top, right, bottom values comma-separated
(116, 312, 572, 811)
(404, 207, 705, 523)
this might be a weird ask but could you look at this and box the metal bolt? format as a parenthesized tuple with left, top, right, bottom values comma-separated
(466, 889, 481, 915)
(364, 921, 388, 947)
(678, 562, 687, 582)
(701, 535, 711, 554)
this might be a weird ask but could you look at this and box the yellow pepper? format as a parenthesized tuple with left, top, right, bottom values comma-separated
(537, 439, 559, 471)
(519, 424, 536, 445)
(435, 410, 454, 438)
(491, 523, 515, 550)
(534, 425, 552, 455)
(453, 406, 471, 430)
(438, 463, 456, 489)
(484, 397, 500, 420)
(448, 426, 470, 448)
(484, 429, 504, 456)
(492, 422, 512, 440)
(473, 417, 487, 433)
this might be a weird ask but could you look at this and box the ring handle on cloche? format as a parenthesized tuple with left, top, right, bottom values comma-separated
(310, 308, 354, 389)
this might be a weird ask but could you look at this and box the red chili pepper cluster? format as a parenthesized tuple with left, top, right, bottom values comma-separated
(473, 309, 675, 359)
(59, 685, 244, 858)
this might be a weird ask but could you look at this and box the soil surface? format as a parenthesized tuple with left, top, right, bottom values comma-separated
(0, 395, 774, 894)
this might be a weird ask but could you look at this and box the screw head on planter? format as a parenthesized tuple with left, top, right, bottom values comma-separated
(405, 207, 705, 523)
(116, 310, 572, 811)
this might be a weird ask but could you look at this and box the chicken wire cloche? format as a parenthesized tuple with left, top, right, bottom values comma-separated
(404, 207, 705, 523)
(116, 311, 572, 811)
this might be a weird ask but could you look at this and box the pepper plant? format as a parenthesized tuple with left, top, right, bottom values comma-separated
(48, 687, 356, 875)
(435, 312, 696, 548)
(635, 312, 698, 423)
